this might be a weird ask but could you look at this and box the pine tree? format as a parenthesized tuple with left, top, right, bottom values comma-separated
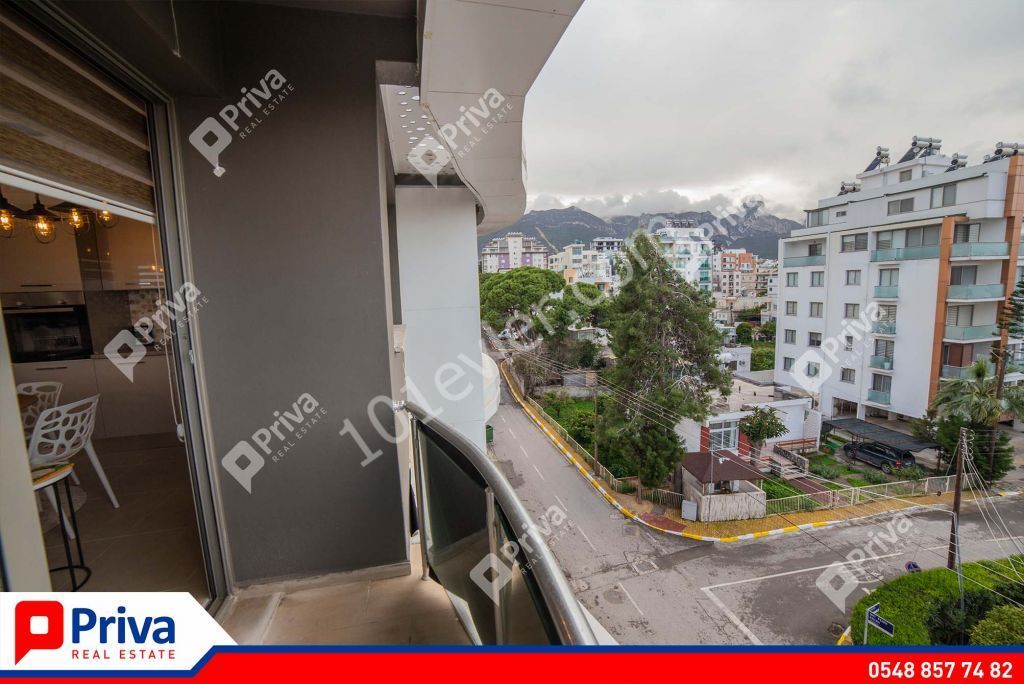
(597, 232, 730, 486)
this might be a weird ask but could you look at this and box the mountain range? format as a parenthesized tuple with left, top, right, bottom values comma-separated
(477, 206, 802, 258)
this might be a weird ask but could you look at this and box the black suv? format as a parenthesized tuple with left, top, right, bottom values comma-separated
(842, 441, 916, 473)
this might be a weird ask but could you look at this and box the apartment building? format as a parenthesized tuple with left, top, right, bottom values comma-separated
(479, 231, 548, 273)
(651, 219, 713, 291)
(549, 241, 617, 293)
(591, 236, 624, 253)
(774, 140, 1023, 422)
(713, 248, 756, 296)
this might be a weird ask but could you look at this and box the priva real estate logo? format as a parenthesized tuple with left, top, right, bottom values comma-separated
(188, 68, 294, 177)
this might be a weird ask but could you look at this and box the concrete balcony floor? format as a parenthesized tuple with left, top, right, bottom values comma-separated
(218, 543, 471, 645)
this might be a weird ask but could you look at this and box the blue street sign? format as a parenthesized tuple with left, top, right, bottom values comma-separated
(866, 604, 895, 638)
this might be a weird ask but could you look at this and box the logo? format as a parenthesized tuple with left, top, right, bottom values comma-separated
(188, 69, 294, 177)
(221, 392, 326, 493)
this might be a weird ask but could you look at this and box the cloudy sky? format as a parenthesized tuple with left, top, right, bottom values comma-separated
(522, 0, 1024, 220)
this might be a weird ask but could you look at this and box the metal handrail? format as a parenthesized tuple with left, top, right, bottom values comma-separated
(405, 401, 597, 645)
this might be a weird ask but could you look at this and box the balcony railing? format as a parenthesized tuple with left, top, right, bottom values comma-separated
(782, 255, 825, 267)
(872, 320, 897, 335)
(941, 361, 995, 379)
(871, 245, 940, 262)
(874, 285, 899, 298)
(867, 389, 891, 405)
(950, 242, 1009, 258)
(947, 284, 1005, 300)
(943, 324, 1001, 341)
(869, 355, 894, 371)
(407, 402, 597, 645)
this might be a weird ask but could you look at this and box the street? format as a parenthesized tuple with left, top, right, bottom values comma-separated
(490, 384, 1024, 645)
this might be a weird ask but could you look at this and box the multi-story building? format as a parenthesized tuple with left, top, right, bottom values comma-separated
(550, 241, 617, 293)
(774, 142, 1023, 421)
(591, 236, 624, 253)
(713, 248, 757, 296)
(651, 220, 713, 291)
(479, 231, 548, 273)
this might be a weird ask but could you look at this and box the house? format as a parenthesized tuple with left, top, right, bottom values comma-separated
(674, 451, 767, 522)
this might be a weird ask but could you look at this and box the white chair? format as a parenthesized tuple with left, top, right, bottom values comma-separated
(28, 395, 119, 512)
(17, 381, 63, 440)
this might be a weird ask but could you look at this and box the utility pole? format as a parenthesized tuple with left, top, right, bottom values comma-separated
(946, 427, 969, 570)
(592, 381, 599, 464)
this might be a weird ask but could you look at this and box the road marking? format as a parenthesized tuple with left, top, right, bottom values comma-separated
(575, 524, 597, 552)
(499, 414, 507, 424)
(519, 445, 530, 459)
(554, 494, 567, 510)
(532, 464, 546, 481)
(508, 427, 517, 438)
(701, 587, 762, 645)
(619, 583, 644, 617)
(701, 551, 905, 591)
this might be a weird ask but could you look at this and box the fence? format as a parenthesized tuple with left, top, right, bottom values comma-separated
(763, 473, 981, 517)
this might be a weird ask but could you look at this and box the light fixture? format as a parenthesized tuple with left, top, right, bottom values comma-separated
(0, 185, 27, 238)
(26, 194, 59, 244)
(49, 201, 91, 236)
(96, 208, 119, 229)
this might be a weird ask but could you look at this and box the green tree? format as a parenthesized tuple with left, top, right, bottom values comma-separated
(970, 605, 1024, 645)
(479, 267, 564, 335)
(597, 232, 730, 486)
(735, 322, 753, 344)
(759, 319, 776, 341)
(739, 406, 788, 456)
(932, 414, 1014, 483)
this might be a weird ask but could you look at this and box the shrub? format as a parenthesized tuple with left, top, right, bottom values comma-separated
(892, 465, 926, 481)
(809, 462, 841, 480)
(862, 469, 890, 485)
(846, 476, 869, 487)
(971, 605, 1024, 645)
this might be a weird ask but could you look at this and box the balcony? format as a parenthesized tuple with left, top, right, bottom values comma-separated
(943, 324, 1001, 341)
(869, 355, 894, 371)
(941, 361, 995, 379)
(870, 246, 940, 262)
(782, 255, 825, 267)
(867, 389, 891, 405)
(947, 284, 1005, 300)
(872, 320, 897, 335)
(873, 285, 899, 298)
(950, 242, 1009, 258)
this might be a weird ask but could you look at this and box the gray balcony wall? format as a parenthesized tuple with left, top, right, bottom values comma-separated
(56, 1, 417, 583)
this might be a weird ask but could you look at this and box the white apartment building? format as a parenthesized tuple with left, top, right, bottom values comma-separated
(651, 219, 713, 291)
(591, 236, 624, 253)
(548, 241, 617, 293)
(774, 142, 1023, 421)
(479, 231, 548, 273)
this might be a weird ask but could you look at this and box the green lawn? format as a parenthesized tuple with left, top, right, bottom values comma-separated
(760, 476, 804, 499)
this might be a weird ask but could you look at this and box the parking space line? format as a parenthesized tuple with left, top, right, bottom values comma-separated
(619, 583, 644, 617)
(576, 524, 597, 552)
(520, 445, 530, 459)
(701, 551, 904, 591)
(554, 494, 567, 510)
(508, 427, 517, 438)
(532, 464, 546, 481)
(702, 587, 761, 645)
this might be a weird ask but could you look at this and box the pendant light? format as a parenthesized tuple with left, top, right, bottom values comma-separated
(96, 207, 119, 228)
(50, 201, 91, 236)
(26, 194, 60, 244)
(0, 185, 27, 238)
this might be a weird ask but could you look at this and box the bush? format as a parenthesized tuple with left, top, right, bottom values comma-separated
(971, 605, 1024, 645)
(760, 477, 802, 500)
(809, 462, 841, 480)
(846, 476, 869, 487)
(862, 469, 890, 485)
(892, 465, 926, 481)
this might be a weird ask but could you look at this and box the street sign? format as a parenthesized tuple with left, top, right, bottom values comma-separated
(865, 603, 895, 638)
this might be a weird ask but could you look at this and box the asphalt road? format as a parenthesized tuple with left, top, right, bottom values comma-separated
(490, 384, 1024, 645)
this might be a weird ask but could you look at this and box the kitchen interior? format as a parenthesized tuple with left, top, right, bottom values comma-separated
(1, 184, 208, 600)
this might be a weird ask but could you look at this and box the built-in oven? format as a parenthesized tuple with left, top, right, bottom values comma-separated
(2, 292, 93, 363)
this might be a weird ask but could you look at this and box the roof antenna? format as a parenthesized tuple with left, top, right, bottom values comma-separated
(864, 146, 890, 172)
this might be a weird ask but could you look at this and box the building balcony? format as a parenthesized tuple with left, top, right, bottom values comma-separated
(950, 242, 1009, 258)
(873, 285, 899, 298)
(943, 324, 1001, 341)
(782, 255, 825, 268)
(872, 320, 897, 335)
(870, 246, 940, 262)
(869, 355, 894, 371)
(941, 361, 995, 379)
(867, 389, 891, 405)
(947, 284, 1005, 300)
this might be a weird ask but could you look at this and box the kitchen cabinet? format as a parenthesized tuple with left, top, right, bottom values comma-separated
(0, 231, 83, 292)
(93, 355, 176, 437)
(96, 217, 164, 291)
(13, 359, 105, 439)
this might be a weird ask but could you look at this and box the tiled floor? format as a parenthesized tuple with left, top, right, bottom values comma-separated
(222, 546, 470, 645)
(42, 433, 209, 601)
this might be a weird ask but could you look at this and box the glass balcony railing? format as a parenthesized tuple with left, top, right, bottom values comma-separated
(941, 361, 995, 379)
(782, 255, 825, 267)
(947, 284, 1005, 300)
(872, 320, 897, 335)
(867, 389, 891, 405)
(871, 245, 940, 262)
(943, 324, 1001, 341)
(874, 285, 899, 298)
(407, 402, 597, 645)
(869, 355, 894, 371)
(950, 242, 1009, 258)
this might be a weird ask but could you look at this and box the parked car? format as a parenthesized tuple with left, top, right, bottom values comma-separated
(842, 441, 916, 474)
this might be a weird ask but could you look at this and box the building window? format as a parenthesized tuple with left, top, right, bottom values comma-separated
(953, 223, 981, 244)
(899, 169, 912, 182)
(906, 225, 940, 247)
(808, 242, 824, 256)
(809, 332, 822, 347)
(879, 268, 899, 287)
(807, 209, 828, 228)
(841, 368, 856, 383)
(809, 302, 823, 318)
(784, 329, 796, 344)
(836, 210, 847, 218)
(846, 269, 861, 285)
(951, 265, 978, 286)
(844, 303, 860, 319)
(806, 361, 821, 377)
(875, 338, 894, 358)
(709, 420, 739, 451)
(783, 357, 794, 371)
(931, 184, 957, 208)
(845, 335, 854, 351)
(946, 304, 974, 327)
(872, 373, 892, 393)
(841, 233, 868, 252)
(786, 272, 799, 287)
(785, 301, 797, 316)
(810, 271, 824, 287)
(887, 197, 915, 215)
